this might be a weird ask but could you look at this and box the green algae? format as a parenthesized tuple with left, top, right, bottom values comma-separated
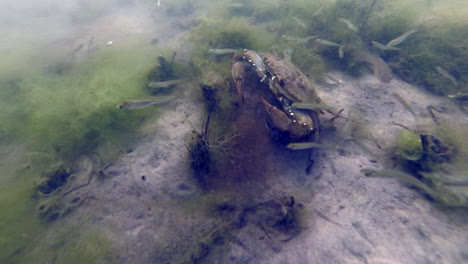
(0, 179, 43, 262)
(12, 226, 113, 264)
(50, 231, 112, 264)
(360, 1, 468, 94)
(398, 130, 423, 161)
(8, 38, 163, 160)
(0, 38, 170, 262)
(189, 17, 274, 76)
(381, 120, 468, 208)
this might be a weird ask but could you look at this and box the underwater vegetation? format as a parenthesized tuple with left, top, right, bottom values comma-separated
(189, 84, 243, 187)
(0, 37, 184, 261)
(188, 17, 274, 87)
(0, 0, 467, 262)
(364, 120, 468, 208)
(0, 178, 43, 261)
(185, 0, 468, 209)
(205, 0, 468, 95)
(2, 39, 166, 161)
(9, 225, 113, 264)
(156, 195, 303, 263)
(146, 52, 191, 87)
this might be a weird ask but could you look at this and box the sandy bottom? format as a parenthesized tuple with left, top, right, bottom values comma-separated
(25, 5, 468, 264)
(43, 72, 468, 264)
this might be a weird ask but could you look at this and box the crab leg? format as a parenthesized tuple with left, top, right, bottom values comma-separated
(232, 60, 246, 104)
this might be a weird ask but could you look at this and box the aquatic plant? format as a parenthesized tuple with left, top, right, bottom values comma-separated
(360, 1, 468, 94)
(0, 178, 43, 261)
(397, 130, 423, 161)
(188, 17, 274, 78)
(11, 38, 163, 160)
(362, 168, 467, 207)
(368, 119, 468, 208)
(12, 226, 113, 264)
(147, 51, 191, 84)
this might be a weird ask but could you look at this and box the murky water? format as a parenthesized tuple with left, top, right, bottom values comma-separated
(1, 0, 467, 263)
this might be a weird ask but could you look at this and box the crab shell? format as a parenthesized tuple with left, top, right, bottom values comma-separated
(263, 52, 321, 104)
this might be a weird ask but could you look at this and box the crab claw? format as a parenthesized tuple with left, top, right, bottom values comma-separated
(232, 60, 245, 104)
(260, 97, 315, 138)
(260, 96, 291, 132)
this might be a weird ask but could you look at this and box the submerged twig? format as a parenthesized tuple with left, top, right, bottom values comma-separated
(328, 108, 345, 122)
(62, 172, 93, 197)
(391, 121, 414, 132)
(427, 105, 443, 125)
(87, 35, 94, 55)
(360, 0, 377, 32)
(170, 51, 177, 65)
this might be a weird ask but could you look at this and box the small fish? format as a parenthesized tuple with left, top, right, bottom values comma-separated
(447, 92, 468, 101)
(286, 142, 335, 150)
(316, 38, 342, 47)
(292, 16, 307, 29)
(322, 73, 344, 84)
(106, 41, 113, 46)
(338, 18, 358, 32)
(371, 41, 401, 51)
(312, 2, 326, 17)
(435, 66, 458, 86)
(209, 48, 237, 56)
(361, 169, 437, 196)
(361, 169, 465, 206)
(281, 35, 316, 44)
(351, 139, 377, 158)
(387, 29, 417, 47)
(147, 80, 183, 91)
(227, 3, 245, 8)
(292, 102, 336, 111)
(351, 50, 393, 83)
(393, 92, 417, 117)
(157, 0, 161, 8)
(322, 76, 337, 85)
(72, 44, 84, 53)
(118, 96, 175, 109)
(338, 45, 344, 58)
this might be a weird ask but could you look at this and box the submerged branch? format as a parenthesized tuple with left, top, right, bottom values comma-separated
(360, 0, 378, 32)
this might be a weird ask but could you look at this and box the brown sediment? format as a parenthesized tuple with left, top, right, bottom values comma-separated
(201, 101, 273, 192)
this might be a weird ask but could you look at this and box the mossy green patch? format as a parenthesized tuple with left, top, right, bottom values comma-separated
(0, 177, 43, 261)
(52, 231, 112, 264)
(11, 226, 113, 264)
(8, 38, 163, 160)
(388, 23, 468, 95)
(398, 130, 423, 161)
